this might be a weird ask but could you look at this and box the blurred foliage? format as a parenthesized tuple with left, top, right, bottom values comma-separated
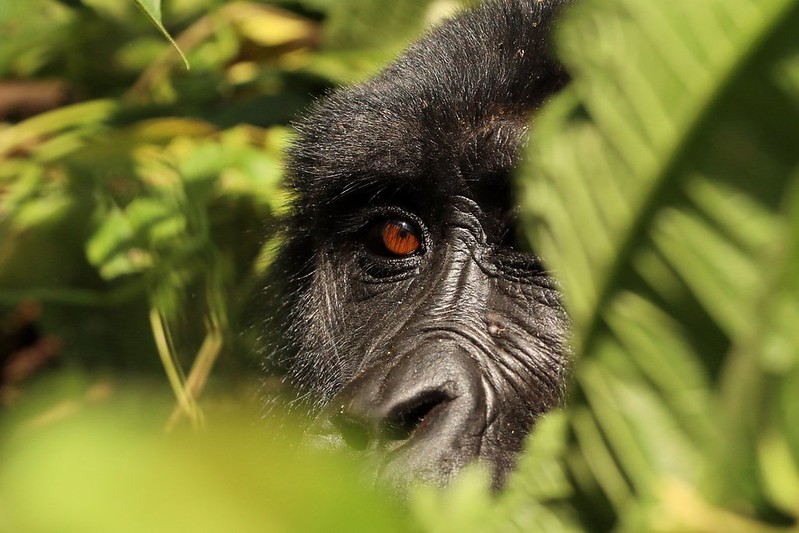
(0, 385, 409, 533)
(1, 0, 798, 531)
(0, 0, 459, 408)
(523, 0, 799, 530)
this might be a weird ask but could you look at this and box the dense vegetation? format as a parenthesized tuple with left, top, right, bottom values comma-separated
(1, 0, 798, 531)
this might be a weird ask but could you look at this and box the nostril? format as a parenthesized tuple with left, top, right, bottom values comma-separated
(331, 415, 370, 451)
(382, 391, 451, 442)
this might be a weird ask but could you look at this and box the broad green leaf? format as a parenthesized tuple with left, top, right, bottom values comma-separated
(232, 3, 315, 47)
(758, 431, 799, 515)
(0, 100, 117, 159)
(323, 0, 435, 50)
(126, 197, 186, 245)
(0, 0, 72, 77)
(132, 0, 189, 69)
(308, 0, 442, 82)
(491, 411, 582, 532)
(520, 0, 799, 527)
(0, 403, 407, 533)
(86, 207, 141, 279)
(526, 0, 799, 349)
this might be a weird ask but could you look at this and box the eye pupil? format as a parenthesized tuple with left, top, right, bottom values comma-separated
(380, 220, 421, 256)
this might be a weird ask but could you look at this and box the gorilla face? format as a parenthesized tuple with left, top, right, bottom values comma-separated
(269, 0, 570, 489)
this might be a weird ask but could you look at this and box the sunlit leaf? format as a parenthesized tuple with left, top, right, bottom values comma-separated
(520, 0, 799, 527)
(132, 0, 190, 69)
(0, 403, 408, 532)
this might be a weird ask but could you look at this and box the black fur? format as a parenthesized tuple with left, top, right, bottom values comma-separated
(267, 0, 570, 488)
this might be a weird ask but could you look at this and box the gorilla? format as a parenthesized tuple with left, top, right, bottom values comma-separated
(267, 0, 570, 489)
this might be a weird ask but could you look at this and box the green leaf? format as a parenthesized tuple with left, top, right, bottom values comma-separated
(526, 0, 799, 349)
(86, 207, 144, 280)
(132, 0, 190, 69)
(520, 0, 799, 527)
(323, 0, 435, 50)
(0, 99, 118, 158)
(0, 403, 408, 532)
(308, 0, 441, 82)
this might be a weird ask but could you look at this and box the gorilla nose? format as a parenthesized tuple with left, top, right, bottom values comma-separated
(309, 341, 488, 484)
(331, 388, 453, 451)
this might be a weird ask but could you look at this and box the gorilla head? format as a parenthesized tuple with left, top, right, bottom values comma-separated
(268, 0, 570, 489)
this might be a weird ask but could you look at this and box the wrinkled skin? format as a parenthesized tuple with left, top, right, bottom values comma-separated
(267, 0, 570, 490)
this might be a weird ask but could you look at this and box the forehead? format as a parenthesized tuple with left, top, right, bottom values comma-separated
(288, 0, 567, 209)
(293, 85, 530, 204)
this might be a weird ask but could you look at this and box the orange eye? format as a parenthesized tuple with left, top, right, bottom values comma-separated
(380, 220, 421, 256)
